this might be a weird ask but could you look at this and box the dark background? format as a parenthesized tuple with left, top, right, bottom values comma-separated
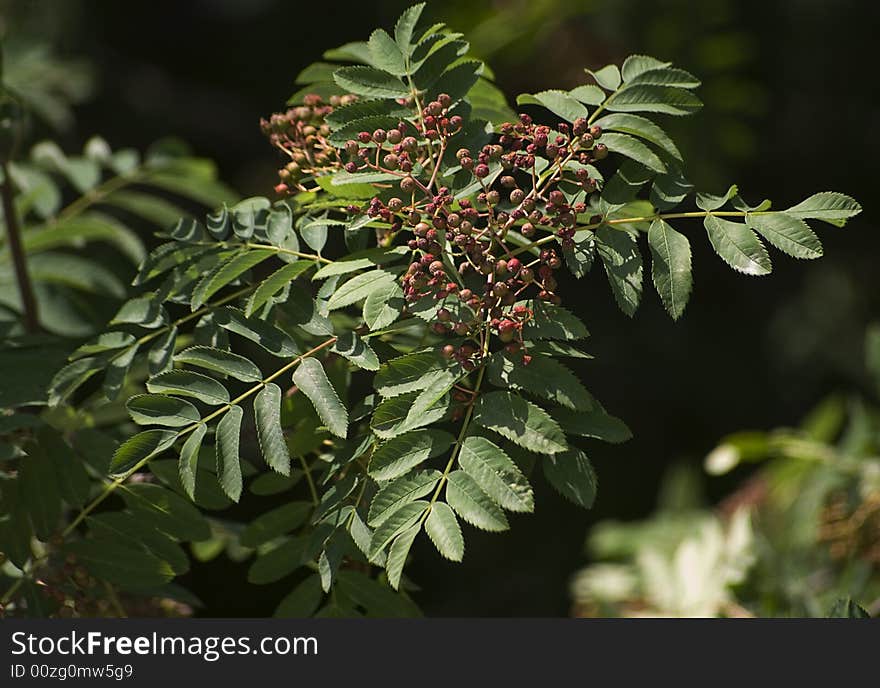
(2, 0, 878, 616)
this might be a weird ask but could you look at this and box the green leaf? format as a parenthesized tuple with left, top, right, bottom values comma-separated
(122, 482, 211, 541)
(429, 60, 482, 102)
(254, 383, 291, 476)
(363, 280, 405, 331)
(110, 429, 178, 474)
(695, 184, 738, 211)
(784, 192, 861, 227)
(445, 470, 508, 531)
(240, 502, 312, 548)
(371, 390, 450, 440)
(174, 346, 262, 382)
(628, 66, 700, 88)
(621, 55, 671, 81)
(145, 326, 176, 377)
(71, 332, 136, 359)
(473, 392, 567, 454)
(369, 429, 455, 481)
(704, 215, 771, 276)
(424, 502, 464, 561)
(596, 226, 644, 317)
(368, 470, 442, 527)
(516, 90, 588, 123)
(87, 512, 188, 576)
(458, 436, 533, 513)
(65, 539, 174, 589)
(386, 524, 419, 590)
(216, 405, 244, 502)
(543, 448, 597, 509)
(607, 85, 702, 116)
(248, 537, 308, 584)
(746, 212, 822, 259)
(552, 406, 632, 443)
(147, 370, 230, 405)
(38, 429, 90, 508)
(178, 424, 206, 501)
(520, 300, 589, 340)
(18, 443, 61, 539)
(394, 3, 425, 54)
(245, 261, 314, 317)
(293, 358, 348, 438)
(190, 249, 274, 310)
(313, 247, 407, 280)
(374, 349, 452, 397)
(648, 219, 693, 320)
(594, 113, 682, 160)
(274, 574, 324, 618)
(368, 28, 406, 75)
(598, 132, 666, 173)
(368, 500, 428, 560)
(568, 84, 606, 105)
(486, 353, 592, 411)
(588, 64, 621, 90)
(126, 394, 200, 428)
(332, 332, 379, 371)
(326, 269, 398, 310)
(214, 307, 299, 357)
(333, 66, 409, 99)
(827, 598, 870, 618)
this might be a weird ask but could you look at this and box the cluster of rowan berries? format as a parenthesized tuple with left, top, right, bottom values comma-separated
(260, 93, 356, 193)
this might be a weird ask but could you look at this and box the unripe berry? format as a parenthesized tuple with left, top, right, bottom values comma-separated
(429, 260, 445, 274)
(486, 190, 500, 205)
(460, 157, 474, 170)
(388, 197, 404, 212)
(507, 257, 522, 274)
(510, 188, 525, 204)
(520, 267, 534, 283)
(372, 129, 387, 143)
(383, 153, 399, 170)
(589, 125, 602, 139)
(457, 148, 472, 160)
(442, 344, 456, 358)
(401, 176, 417, 193)
(474, 163, 490, 178)
(446, 212, 461, 228)
(449, 115, 463, 129)
(387, 128, 402, 144)
(521, 222, 535, 237)
(501, 175, 517, 188)
(344, 162, 358, 173)
(492, 282, 510, 297)
(438, 93, 452, 108)
(345, 140, 360, 155)
(437, 307, 452, 322)
(593, 143, 608, 160)
(402, 136, 418, 152)
(358, 131, 371, 143)
(414, 222, 430, 237)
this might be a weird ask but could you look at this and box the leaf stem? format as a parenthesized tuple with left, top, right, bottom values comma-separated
(1, 160, 40, 332)
(299, 455, 320, 506)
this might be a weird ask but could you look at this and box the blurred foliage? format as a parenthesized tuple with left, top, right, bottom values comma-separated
(571, 328, 880, 617)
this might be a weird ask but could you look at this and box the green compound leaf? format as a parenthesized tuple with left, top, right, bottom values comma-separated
(368, 469, 442, 527)
(369, 429, 455, 481)
(147, 370, 230, 406)
(424, 502, 464, 562)
(648, 218, 693, 320)
(746, 212, 822, 260)
(216, 405, 244, 502)
(126, 394, 200, 428)
(445, 470, 509, 532)
(174, 346, 263, 382)
(473, 391, 567, 454)
(543, 448, 598, 509)
(458, 436, 534, 513)
(254, 382, 292, 476)
(293, 357, 348, 438)
(704, 214, 771, 276)
(784, 192, 862, 227)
